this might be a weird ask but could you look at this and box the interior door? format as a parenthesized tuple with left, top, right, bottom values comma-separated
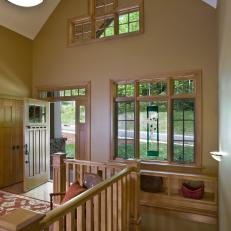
(24, 99, 50, 192)
(0, 99, 23, 188)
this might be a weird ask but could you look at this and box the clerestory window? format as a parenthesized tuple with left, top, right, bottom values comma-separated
(68, 0, 144, 45)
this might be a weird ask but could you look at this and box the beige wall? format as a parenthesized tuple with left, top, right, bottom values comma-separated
(33, 0, 218, 174)
(218, 0, 231, 230)
(0, 26, 32, 97)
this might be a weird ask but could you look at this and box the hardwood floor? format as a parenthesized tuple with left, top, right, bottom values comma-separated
(141, 206, 218, 231)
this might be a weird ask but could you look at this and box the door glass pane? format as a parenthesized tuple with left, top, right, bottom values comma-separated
(72, 89, 79, 96)
(29, 105, 34, 123)
(79, 106, 86, 123)
(79, 88, 86, 96)
(65, 90, 71, 96)
(61, 101, 76, 159)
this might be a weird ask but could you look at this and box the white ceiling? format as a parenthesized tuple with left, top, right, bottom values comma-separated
(0, 0, 217, 40)
(202, 0, 217, 8)
(0, 0, 60, 40)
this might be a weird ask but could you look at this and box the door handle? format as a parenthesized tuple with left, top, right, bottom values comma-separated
(24, 144, 29, 163)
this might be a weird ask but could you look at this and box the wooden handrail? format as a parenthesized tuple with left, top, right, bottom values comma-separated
(64, 159, 127, 169)
(0, 158, 141, 231)
(39, 167, 131, 229)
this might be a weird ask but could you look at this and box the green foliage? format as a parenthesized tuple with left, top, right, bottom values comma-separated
(129, 11, 139, 22)
(66, 144, 75, 159)
(61, 101, 75, 125)
(173, 143, 194, 163)
(117, 84, 134, 97)
(173, 100, 195, 135)
(173, 80, 194, 95)
(117, 142, 194, 163)
(139, 81, 167, 96)
(100, 19, 115, 38)
(119, 10, 140, 34)
(129, 22, 139, 32)
(119, 24, 129, 34)
(140, 142, 167, 161)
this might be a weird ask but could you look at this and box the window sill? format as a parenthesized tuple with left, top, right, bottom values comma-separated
(67, 30, 144, 48)
(141, 161, 202, 169)
(140, 161, 203, 174)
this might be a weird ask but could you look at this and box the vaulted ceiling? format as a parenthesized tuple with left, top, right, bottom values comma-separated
(0, 0, 60, 39)
(0, 0, 217, 40)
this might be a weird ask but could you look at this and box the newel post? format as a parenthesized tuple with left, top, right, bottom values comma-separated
(127, 159, 141, 231)
(52, 152, 66, 204)
(114, 159, 141, 230)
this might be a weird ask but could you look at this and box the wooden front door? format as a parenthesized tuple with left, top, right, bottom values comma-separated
(24, 100, 50, 192)
(0, 99, 23, 188)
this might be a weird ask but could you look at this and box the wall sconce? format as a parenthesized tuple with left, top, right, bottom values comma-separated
(210, 151, 226, 162)
(7, 0, 44, 7)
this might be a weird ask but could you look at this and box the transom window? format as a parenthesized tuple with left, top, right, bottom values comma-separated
(68, 0, 144, 45)
(38, 87, 87, 100)
(112, 71, 201, 166)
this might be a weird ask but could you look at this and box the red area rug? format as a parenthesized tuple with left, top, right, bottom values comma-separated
(0, 190, 50, 216)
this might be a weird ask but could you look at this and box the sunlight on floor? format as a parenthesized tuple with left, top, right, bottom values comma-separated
(22, 182, 53, 202)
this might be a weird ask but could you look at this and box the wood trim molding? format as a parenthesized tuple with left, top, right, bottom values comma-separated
(110, 70, 203, 169)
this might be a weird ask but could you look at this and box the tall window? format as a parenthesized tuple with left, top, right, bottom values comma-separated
(112, 71, 201, 166)
(68, 0, 144, 45)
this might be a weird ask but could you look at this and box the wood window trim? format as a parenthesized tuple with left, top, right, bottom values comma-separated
(110, 70, 202, 169)
(67, 0, 144, 46)
(35, 83, 90, 102)
(34, 82, 91, 161)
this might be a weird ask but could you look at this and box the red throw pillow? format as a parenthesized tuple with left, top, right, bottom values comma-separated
(62, 182, 87, 203)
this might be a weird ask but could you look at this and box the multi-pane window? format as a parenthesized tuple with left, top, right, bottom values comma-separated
(69, 18, 92, 43)
(38, 87, 87, 100)
(68, 0, 144, 44)
(119, 11, 140, 34)
(172, 99, 195, 163)
(95, 0, 115, 17)
(112, 72, 201, 166)
(116, 102, 135, 159)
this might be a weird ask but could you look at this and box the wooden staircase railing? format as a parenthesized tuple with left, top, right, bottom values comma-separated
(0, 155, 141, 231)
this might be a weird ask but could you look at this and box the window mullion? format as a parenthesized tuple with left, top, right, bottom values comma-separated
(125, 102, 128, 159)
(182, 104, 185, 161)
(114, 0, 118, 35)
(135, 81, 140, 159)
(168, 79, 173, 164)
